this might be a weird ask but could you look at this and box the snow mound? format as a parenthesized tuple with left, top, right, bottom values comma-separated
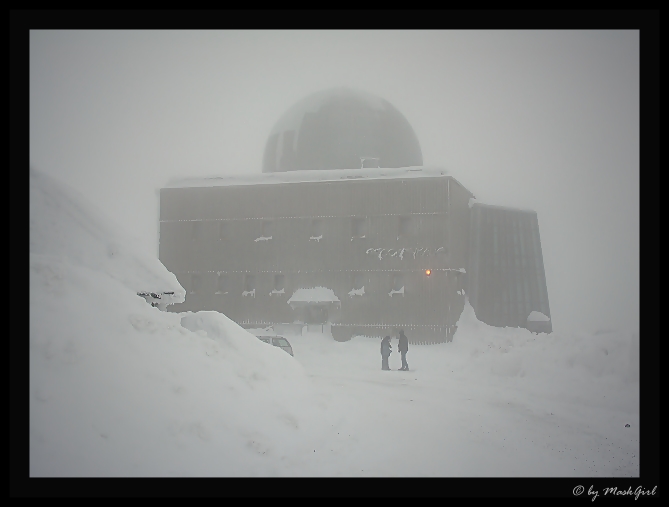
(30, 167, 184, 301)
(179, 311, 303, 381)
(527, 311, 550, 322)
(452, 299, 638, 410)
(29, 168, 328, 476)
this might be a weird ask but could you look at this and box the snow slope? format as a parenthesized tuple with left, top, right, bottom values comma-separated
(29, 168, 331, 476)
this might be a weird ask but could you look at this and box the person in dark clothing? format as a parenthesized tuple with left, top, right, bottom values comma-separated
(380, 335, 392, 370)
(398, 329, 409, 370)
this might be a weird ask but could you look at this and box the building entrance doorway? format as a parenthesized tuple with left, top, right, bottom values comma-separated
(305, 304, 328, 324)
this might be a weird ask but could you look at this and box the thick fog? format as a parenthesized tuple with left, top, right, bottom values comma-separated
(29, 30, 639, 335)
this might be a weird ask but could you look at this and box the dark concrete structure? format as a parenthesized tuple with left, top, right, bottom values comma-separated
(160, 168, 474, 343)
(160, 88, 551, 342)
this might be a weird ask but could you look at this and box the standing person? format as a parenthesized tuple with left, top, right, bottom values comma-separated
(380, 335, 392, 371)
(398, 329, 409, 371)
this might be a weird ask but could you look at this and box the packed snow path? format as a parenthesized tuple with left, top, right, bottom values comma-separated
(270, 329, 639, 477)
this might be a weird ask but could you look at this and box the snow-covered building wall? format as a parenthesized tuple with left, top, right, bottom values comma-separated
(158, 87, 551, 342)
(160, 168, 472, 342)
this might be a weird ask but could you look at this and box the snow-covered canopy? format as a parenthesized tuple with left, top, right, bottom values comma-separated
(287, 287, 341, 304)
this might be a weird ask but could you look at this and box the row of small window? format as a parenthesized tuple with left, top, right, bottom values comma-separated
(186, 272, 412, 295)
(189, 216, 420, 240)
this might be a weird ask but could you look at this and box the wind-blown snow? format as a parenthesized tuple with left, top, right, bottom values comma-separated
(30, 167, 639, 477)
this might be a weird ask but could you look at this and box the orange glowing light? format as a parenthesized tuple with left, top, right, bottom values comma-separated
(425, 269, 431, 276)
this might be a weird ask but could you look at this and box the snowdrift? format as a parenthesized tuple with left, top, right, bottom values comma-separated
(30, 168, 185, 302)
(29, 168, 327, 476)
(452, 299, 639, 413)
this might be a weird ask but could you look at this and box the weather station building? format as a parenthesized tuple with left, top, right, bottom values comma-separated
(159, 87, 551, 343)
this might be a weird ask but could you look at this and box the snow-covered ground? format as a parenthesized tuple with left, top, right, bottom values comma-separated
(29, 168, 639, 477)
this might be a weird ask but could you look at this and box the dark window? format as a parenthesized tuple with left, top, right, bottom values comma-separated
(244, 274, 256, 292)
(191, 222, 202, 240)
(217, 274, 229, 293)
(274, 274, 285, 291)
(398, 216, 413, 237)
(191, 274, 202, 294)
(218, 222, 227, 241)
(352, 217, 366, 237)
(261, 220, 274, 238)
(352, 272, 364, 290)
(310, 219, 323, 238)
(392, 273, 403, 292)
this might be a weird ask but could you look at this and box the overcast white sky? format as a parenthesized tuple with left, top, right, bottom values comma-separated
(29, 30, 639, 335)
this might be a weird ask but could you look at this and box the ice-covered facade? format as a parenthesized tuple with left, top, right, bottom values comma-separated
(160, 87, 551, 342)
